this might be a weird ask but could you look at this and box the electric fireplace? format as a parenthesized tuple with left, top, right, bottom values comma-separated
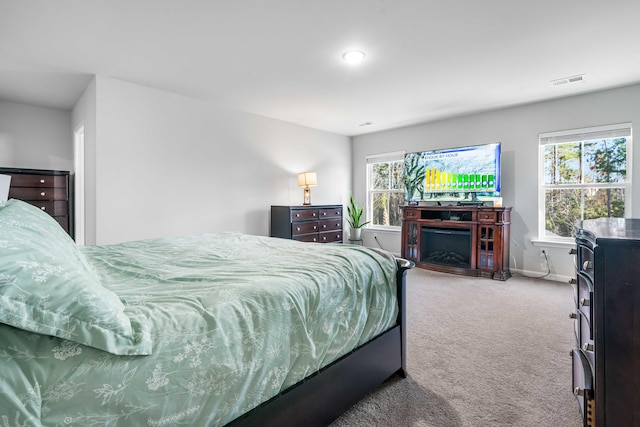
(420, 227, 472, 268)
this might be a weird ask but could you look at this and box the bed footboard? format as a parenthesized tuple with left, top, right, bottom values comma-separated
(227, 257, 412, 427)
(395, 257, 413, 377)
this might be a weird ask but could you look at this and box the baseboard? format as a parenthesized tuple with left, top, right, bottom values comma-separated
(510, 268, 572, 283)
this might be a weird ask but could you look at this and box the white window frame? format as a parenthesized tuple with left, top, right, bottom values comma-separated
(366, 151, 405, 231)
(538, 123, 632, 244)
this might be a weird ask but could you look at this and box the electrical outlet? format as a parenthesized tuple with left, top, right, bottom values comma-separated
(539, 248, 547, 258)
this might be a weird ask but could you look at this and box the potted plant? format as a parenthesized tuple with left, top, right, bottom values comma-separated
(346, 196, 370, 240)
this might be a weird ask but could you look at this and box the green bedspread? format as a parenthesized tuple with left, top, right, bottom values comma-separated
(0, 231, 398, 426)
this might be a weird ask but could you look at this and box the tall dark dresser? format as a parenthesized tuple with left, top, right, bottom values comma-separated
(0, 167, 74, 239)
(572, 218, 640, 427)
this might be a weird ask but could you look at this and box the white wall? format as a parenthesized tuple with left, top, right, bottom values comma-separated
(87, 77, 351, 244)
(72, 78, 97, 245)
(0, 100, 72, 170)
(353, 83, 640, 282)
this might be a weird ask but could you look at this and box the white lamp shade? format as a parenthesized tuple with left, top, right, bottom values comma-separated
(297, 172, 317, 187)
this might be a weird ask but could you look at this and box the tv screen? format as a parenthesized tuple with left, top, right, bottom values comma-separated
(404, 142, 501, 202)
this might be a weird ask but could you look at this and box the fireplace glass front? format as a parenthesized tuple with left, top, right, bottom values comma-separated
(421, 227, 472, 268)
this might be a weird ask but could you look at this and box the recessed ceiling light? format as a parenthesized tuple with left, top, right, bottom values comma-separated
(343, 50, 366, 64)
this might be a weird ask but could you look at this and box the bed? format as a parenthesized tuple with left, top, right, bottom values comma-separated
(0, 199, 411, 426)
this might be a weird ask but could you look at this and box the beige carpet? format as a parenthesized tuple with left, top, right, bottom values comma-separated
(331, 268, 583, 427)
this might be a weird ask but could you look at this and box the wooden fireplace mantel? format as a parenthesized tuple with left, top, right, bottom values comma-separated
(400, 205, 511, 281)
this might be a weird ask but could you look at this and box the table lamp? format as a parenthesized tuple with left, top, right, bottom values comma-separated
(297, 172, 317, 205)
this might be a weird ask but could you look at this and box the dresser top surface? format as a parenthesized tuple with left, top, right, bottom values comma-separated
(401, 204, 511, 211)
(577, 218, 640, 240)
(272, 204, 341, 210)
(0, 167, 70, 176)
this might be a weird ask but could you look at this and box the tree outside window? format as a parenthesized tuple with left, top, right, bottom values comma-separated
(540, 126, 630, 241)
(367, 158, 404, 228)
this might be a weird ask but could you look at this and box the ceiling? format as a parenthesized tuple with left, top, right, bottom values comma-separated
(1, 0, 639, 136)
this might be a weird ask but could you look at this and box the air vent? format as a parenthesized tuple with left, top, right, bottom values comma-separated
(551, 74, 585, 86)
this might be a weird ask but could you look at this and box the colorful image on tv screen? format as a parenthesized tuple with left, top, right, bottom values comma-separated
(404, 142, 501, 202)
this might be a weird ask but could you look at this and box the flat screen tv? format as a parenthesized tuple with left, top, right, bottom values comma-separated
(404, 142, 501, 203)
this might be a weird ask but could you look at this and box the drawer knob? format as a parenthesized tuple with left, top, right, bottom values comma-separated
(313, 226, 317, 230)
(296, 227, 301, 231)
(582, 343, 594, 352)
(580, 298, 590, 307)
(583, 261, 592, 270)
(40, 179, 45, 184)
(313, 238, 317, 242)
(568, 248, 577, 255)
(323, 225, 327, 229)
(40, 192, 46, 196)
(322, 212, 327, 216)
(569, 313, 577, 319)
(322, 236, 327, 241)
(574, 387, 585, 397)
(312, 213, 316, 217)
(295, 214, 300, 217)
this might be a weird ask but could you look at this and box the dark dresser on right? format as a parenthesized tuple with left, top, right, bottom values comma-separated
(572, 218, 640, 427)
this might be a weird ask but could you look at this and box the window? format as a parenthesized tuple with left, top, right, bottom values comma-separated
(539, 123, 632, 241)
(366, 152, 405, 228)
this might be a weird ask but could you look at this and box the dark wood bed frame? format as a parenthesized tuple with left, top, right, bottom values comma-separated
(228, 257, 412, 427)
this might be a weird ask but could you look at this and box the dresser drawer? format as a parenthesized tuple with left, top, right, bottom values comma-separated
(319, 231, 342, 243)
(292, 221, 319, 236)
(573, 245, 594, 371)
(571, 308, 579, 345)
(571, 348, 595, 426)
(291, 209, 319, 222)
(9, 187, 68, 201)
(319, 207, 342, 218)
(23, 200, 68, 216)
(477, 211, 497, 222)
(403, 209, 419, 220)
(319, 218, 342, 232)
(293, 233, 320, 243)
(577, 310, 595, 369)
(577, 244, 594, 281)
(8, 174, 67, 188)
(576, 273, 593, 335)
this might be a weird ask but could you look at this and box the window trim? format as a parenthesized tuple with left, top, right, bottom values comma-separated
(538, 123, 632, 243)
(366, 151, 405, 230)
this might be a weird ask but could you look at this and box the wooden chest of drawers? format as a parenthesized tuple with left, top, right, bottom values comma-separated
(571, 218, 640, 426)
(271, 205, 343, 243)
(0, 167, 74, 238)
